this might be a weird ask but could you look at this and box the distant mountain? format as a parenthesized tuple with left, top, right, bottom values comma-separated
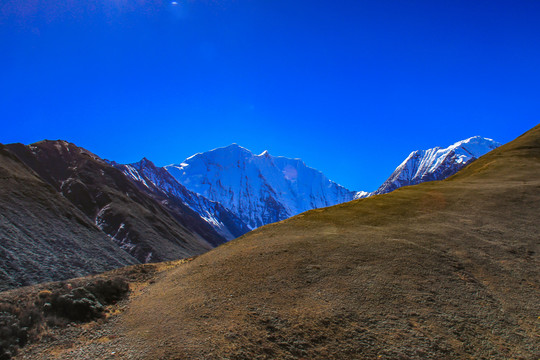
(375, 136, 501, 195)
(165, 144, 365, 229)
(4, 140, 228, 264)
(112, 158, 250, 240)
(0, 143, 137, 291)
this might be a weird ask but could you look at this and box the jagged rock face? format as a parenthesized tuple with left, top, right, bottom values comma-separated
(113, 158, 250, 240)
(165, 144, 361, 229)
(375, 136, 501, 195)
(5, 140, 223, 264)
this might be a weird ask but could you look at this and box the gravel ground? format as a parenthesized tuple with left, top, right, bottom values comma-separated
(14, 301, 149, 360)
(10, 263, 170, 360)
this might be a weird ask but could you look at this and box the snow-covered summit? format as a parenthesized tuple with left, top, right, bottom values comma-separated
(375, 136, 501, 195)
(165, 144, 361, 229)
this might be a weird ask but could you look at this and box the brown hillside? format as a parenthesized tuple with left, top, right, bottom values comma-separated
(4, 140, 226, 264)
(16, 125, 540, 359)
(0, 145, 137, 291)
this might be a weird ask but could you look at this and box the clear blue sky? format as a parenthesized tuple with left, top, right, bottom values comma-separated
(1, 0, 539, 191)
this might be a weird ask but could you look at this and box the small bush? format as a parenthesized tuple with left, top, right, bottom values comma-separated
(86, 278, 129, 305)
(45, 277, 129, 322)
(47, 287, 104, 322)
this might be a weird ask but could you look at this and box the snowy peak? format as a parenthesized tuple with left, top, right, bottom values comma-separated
(375, 136, 501, 195)
(209, 143, 253, 156)
(446, 136, 500, 162)
(165, 145, 361, 229)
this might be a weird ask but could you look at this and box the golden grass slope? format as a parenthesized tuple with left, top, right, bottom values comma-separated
(42, 124, 536, 360)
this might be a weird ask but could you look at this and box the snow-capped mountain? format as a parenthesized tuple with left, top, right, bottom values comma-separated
(165, 144, 364, 229)
(113, 158, 250, 240)
(114, 136, 497, 234)
(375, 136, 501, 195)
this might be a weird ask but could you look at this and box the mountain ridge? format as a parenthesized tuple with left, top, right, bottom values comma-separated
(0, 143, 138, 291)
(374, 135, 501, 195)
(165, 144, 364, 229)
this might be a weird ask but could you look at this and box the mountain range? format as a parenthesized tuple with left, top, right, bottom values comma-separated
(163, 138, 499, 226)
(5, 124, 537, 360)
(0, 135, 500, 291)
(165, 144, 366, 229)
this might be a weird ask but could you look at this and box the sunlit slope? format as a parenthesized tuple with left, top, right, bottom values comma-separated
(123, 125, 540, 359)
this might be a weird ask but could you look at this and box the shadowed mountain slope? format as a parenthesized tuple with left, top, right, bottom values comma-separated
(118, 125, 539, 359)
(4, 141, 226, 264)
(0, 145, 137, 291)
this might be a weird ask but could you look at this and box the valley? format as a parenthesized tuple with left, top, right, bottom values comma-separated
(2, 125, 538, 359)
(2, 2, 537, 359)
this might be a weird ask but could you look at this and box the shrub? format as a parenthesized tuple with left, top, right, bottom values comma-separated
(85, 278, 129, 305)
(45, 277, 129, 322)
(47, 287, 104, 322)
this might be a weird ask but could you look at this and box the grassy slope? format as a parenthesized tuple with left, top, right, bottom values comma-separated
(120, 125, 540, 359)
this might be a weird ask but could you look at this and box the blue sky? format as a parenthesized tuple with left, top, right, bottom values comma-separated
(1, 0, 539, 191)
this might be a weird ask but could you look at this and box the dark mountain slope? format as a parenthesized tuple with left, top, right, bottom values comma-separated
(4, 141, 226, 263)
(0, 144, 137, 291)
(118, 125, 539, 359)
